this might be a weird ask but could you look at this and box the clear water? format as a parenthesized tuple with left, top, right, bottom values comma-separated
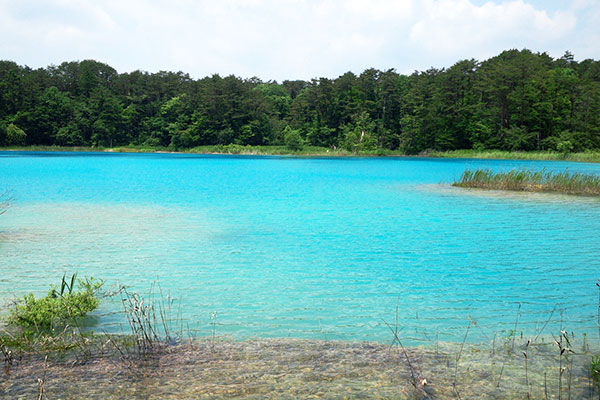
(1, 151, 599, 343)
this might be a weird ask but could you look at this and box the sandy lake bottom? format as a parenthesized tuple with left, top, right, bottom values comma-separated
(2, 334, 598, 399)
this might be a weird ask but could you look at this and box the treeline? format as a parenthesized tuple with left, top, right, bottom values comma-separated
(1, 49, 599, 153)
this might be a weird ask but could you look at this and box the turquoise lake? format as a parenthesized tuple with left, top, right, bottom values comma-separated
(1, 151, 600, 344)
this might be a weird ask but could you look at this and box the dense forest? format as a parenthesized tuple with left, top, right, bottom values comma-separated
(1, 49, 599, 153)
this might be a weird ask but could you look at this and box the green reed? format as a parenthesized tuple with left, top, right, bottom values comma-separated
(430, 149, 600, 163)
(453, 168, 600, 196)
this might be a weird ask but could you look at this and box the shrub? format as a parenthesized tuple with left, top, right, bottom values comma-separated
(557, 140, 574, 156)
(7, 274, 103, 333)
(283, 126, 304, 151)
(5, 123, 26, 145)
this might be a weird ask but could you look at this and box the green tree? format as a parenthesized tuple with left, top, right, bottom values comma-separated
(283, 125, 304, 151)
(5, 123, 26, 145)
(341, 111, 377, 152)
(400, 68, 443, 153)
(377, 69, 408, 149)
(503, 125, 536, 151)
(88, 87, 123, 147)
(0, 120, 6, 145)
(0, 61, 25, 119)
(0, 49, 599, 153)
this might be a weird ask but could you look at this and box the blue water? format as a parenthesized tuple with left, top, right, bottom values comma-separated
(1, 151, 600, 343)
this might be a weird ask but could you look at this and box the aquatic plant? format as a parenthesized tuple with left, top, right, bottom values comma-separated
(591, 356, 600, 392)
(0, 274, 105, 367)
(429, 149, 600, 163)
(117, 283, 181, 358)
(453, 168, 600, 196)
(7, 274, 103, 333)
(1, 278, 184, 370)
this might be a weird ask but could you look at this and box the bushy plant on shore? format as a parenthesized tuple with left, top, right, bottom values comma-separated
(7, 274, 103, 333)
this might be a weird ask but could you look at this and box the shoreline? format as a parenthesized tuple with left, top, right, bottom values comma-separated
(2, 145, 600, 163)
(2, 334, 595, 399)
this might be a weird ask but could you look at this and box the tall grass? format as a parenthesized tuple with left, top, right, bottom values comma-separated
(118, 283, 180, 357)
(430, 149, 600, 163)
(6, 144, 600, 162)
(454, 168, 600, 196)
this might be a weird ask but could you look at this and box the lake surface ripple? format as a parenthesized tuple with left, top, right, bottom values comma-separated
(1, 152, 600, 343)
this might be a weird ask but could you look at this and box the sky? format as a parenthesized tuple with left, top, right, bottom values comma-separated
(0, 0, 598, 81)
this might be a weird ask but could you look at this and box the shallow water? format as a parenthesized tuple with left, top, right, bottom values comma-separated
(2, 336, 597, 399)
(1, 152, 600, 343)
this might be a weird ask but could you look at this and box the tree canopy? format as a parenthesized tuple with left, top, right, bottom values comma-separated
(1, 49, 599, 153)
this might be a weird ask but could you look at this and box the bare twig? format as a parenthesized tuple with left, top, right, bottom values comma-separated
(0, 189, 12, 216)
(101, 330, 128, 363)
(512, 303, 521, 352)
(596, 281, 600, 342)
(534, 304, 557, 342)
(211, 311, 218, 350)
(452, 319, 471, 399)
(496, 363, 505, 388)
(382, 314, 426, 393)
(523, 339, 530, 399)
(37, 355, 48, 400)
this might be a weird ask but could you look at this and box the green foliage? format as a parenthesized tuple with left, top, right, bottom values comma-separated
(341, 112, 377, 152)
(502, 126, 535, 151)
(7, 274, 103, 333)
(1, 50, 600, 154)
(5, 123, 26, 145)
(283, 125, 304, 151)
(591, 356, 600, 388)
(0, 120, 6, 145)
(557, 140, 574, 156)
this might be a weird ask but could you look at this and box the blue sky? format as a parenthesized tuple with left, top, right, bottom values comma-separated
(1, 0, 598, 81)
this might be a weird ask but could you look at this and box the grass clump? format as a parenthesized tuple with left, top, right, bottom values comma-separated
(1, 274, 105, 366)
(453, 168, 600, 196)
(1, 275, 182, 367)
(7, 273, 103, 334)
(429, 149, 600, 163)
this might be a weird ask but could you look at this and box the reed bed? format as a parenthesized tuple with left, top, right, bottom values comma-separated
(454, 168, 600, 196)
(430, 149, 600, 163)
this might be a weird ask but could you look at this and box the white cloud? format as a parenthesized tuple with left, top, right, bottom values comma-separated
(409, 0, 576, 56)
(571, 0, 598, 11)
(0, 0, 596, 80)
(345, 0, 414, 20)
